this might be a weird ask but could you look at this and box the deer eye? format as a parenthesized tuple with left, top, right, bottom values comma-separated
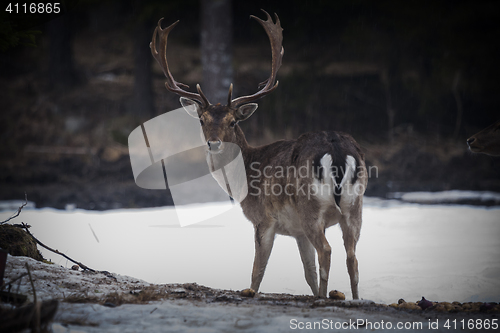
(230, 120, 236, 128)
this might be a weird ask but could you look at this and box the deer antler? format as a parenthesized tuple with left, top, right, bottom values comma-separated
(229, 10, 284, 108)
(150, 18, 210, 108)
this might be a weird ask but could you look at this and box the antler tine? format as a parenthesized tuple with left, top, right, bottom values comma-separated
(151, 18, 210, 107)
(227, 83, 233, 106)
(196, 84, 210, 107)
(230, 10, 284, 108)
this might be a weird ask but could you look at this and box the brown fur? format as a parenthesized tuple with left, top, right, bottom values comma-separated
(152, 12, 366, 299)
(195, 108, 367, 298)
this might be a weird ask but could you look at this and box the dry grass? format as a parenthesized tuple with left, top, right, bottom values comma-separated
(62, 285, 174, 307)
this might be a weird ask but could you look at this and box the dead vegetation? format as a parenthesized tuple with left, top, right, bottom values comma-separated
(1, 262, 59, 333)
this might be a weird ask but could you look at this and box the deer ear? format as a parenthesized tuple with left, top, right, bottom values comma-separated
(180, 97, 201, 118)
(235, 103, 258, 121)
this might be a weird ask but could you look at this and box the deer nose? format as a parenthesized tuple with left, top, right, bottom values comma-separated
(467, 137, 476, 146)
(207, 139, 223, 152)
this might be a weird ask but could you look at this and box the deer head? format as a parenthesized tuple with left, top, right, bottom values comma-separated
(150, 10, 284, 154)
(467, 120, 500, 156)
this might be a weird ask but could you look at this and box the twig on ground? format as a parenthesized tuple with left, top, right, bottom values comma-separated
(26, 263, 41, 333)
(1, 193, 115, 280)
(1, 272, 29, 292)
(20, 223, 97, 273)
(1, 193, 28, 225)
(0, 263, 58, 333)
(25, 263, 37, 304)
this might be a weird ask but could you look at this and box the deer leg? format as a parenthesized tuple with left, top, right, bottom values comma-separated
(250, 223, 276, 292)
(312, 234, 331, 298)
(296, 235, 319, 296)
(301, 219, 331, 298)
(342, 230, 359, 299)
(340, 215, 361, 300)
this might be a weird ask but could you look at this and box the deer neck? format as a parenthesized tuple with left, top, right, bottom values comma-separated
(234, 125, 257, 164)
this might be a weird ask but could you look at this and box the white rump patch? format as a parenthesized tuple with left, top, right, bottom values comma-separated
(320, 154, 333, 182)
(320, 154, 356, 189)
(339, 155, 356, 189)
(317, 154, 357, 215)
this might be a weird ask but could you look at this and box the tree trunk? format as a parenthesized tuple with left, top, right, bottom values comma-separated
(48, 13, 78, 90)
(200, 0, 233, 104)
(452, 70, 463, 139)
(381, 69, 395, 144)
(132, 18, 155, 119)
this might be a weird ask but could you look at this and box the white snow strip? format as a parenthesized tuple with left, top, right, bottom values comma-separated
(396, 190, 500, 205)
(0, 199, 499, 305)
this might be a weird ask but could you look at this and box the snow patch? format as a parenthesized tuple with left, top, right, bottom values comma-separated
(390, 190, 500, 205)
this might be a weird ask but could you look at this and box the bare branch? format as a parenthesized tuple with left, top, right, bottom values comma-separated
(1, 193, 28, 225)
(20, 223, 97, 273)
(1, 272, 29, 292)
(1, 197, 115, 279)
(25, 263, 37, 304)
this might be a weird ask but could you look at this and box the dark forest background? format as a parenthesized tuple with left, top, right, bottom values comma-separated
(1, 0, 499, 210)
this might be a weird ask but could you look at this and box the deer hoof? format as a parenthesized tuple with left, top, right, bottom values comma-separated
(328, 290, 345, 300)
(240, 288, 256, 297)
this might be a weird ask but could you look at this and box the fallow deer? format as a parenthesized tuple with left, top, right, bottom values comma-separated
(467, 120, 500, 156)
(150, 10, 368, 299)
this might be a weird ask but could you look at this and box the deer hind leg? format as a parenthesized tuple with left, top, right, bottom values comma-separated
(340, 212, 361, 299)
(309, 232, 331, 298)
(342, 228, 359, 299)
(250, 222, 276, 292)
(296, 235, 319, 296)
(301, 214, 331, 298)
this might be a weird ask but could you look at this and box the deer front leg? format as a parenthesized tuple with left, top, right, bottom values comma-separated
(296, 235, 319, 296)
(249, 223, 276, 292)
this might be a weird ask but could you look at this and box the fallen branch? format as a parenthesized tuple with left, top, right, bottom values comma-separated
(20, 223, 97, 273)
(2, 193, 115, 279)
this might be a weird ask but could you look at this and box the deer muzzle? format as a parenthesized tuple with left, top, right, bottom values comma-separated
(207, 139, 223, 154)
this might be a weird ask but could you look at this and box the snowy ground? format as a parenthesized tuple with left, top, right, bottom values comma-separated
(4, 256, 499, 333)
(1, 194, 500, 332)
(2, 196, 499, 303)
